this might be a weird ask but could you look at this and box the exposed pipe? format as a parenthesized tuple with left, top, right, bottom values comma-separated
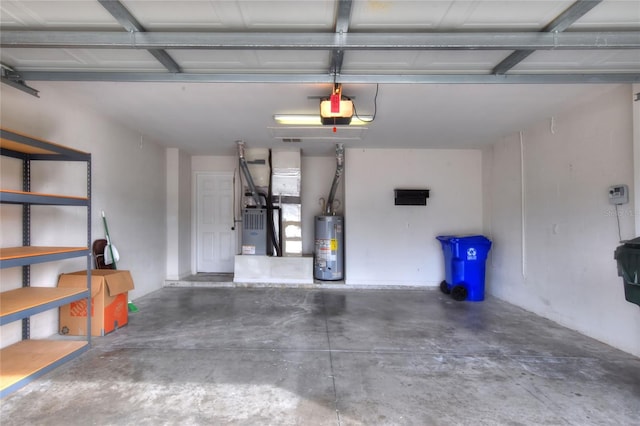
(520, 131, 527, 278)
(236, 140, 262, 207)
(325, 143, 345, 215)
(267, 150, 282, 256)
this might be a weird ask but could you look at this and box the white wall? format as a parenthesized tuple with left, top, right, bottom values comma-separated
(192, 156, 237, 174)
(344, 148, 483, 286)
(166, 148, 192, 279)
(484, 84, 640, 357)
(1, 84, 166, 346)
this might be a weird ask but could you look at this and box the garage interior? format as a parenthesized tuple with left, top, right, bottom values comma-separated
(1, 0, 639, 424)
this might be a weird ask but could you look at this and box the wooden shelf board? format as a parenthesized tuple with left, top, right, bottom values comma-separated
(1, 128, 89, 156)
(0, 189, 88, 204)
(0, 287, 87, 318)
(0, 340, 88, 392)
(0, 138, 57, 155)
(0, 246, 88, 261)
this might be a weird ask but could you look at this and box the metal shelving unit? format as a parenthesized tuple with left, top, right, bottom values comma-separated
(0, 128, 92, 398)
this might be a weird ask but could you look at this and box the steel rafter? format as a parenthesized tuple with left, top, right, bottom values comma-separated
(330, 0, 353, 76)
(97, 0, 181, 73)
(493, 0, 604, 75)
(2, 30, 638, 50)
(16, 71, 640, 84)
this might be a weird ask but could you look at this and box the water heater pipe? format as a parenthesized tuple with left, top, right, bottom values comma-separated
(325, 143, 345, 215)
(236, 140, 263, 207)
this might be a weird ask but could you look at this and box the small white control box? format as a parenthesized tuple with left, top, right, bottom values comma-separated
(608, 184, 629, 205)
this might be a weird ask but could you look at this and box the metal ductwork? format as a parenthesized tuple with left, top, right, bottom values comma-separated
(237, 140, 263, 208)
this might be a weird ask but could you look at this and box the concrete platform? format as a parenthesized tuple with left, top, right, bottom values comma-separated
(1, 287, 638, 425)
(233, 255, 314, 284)
(164, 272, 353, 289)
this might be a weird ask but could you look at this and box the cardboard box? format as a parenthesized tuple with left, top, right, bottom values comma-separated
(58, 270, 134, 336)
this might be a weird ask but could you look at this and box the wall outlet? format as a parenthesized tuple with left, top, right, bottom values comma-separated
(608, 184, 629, 205)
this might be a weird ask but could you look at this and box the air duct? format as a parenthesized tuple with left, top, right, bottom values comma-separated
(237, 140, 262, 208)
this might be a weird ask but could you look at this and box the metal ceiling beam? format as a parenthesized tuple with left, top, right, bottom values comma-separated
(97, 0, 143, 33)
(493, 0, 603, 75)
(16, 71, 640, 84)
(1, 74, 40, 97)
(545, 0, 603, 33)
(97, 0, 181, 73)
(1, 65, 39, 97)
(330, 0, 353, 76)
(2, 30, 638, 50)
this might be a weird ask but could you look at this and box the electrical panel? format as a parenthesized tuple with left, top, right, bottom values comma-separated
(608, 184, 629, 205)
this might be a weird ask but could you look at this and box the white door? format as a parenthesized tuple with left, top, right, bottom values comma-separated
(196, 173, 235, 272)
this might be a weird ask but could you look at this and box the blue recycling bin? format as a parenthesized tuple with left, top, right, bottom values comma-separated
(436, 235, 492, 301)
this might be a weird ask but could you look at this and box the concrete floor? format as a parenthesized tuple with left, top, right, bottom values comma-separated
(1, 287, 639, 425)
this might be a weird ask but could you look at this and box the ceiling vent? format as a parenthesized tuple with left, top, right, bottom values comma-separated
(282, 138, 302, 143)
(268, 126, 367, 140)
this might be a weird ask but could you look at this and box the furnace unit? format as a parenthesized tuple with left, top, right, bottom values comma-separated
(237, 141, 271, 256)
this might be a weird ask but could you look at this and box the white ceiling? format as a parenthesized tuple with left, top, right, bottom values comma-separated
(30, 80, 617, 156)
(1, 1, 639, 156)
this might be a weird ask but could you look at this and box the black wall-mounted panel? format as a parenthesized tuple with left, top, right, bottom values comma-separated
(394, 189, 430, 206)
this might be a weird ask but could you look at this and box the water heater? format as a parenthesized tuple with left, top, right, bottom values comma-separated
(314, 144, 345, 281)
(314, 215, 344, 280)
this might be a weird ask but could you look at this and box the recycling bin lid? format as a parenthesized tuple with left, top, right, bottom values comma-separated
(449, 235, 491, 244)
(436, 235, 455, 242)
(623, 237, 640, 248)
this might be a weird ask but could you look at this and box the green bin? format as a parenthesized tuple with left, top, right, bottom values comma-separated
(614, 237, 640, 307)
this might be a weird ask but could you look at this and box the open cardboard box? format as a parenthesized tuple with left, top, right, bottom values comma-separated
(58, 270, 134, 336)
